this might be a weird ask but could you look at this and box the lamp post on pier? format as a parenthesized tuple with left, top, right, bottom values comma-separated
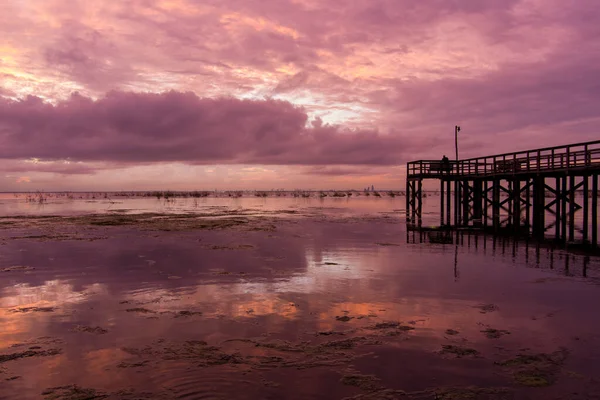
(454, 125, 460, 163)
(455, 125, 461, 173)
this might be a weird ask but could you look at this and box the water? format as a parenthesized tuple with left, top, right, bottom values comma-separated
(1, 195, 600, 399)
(0, 192, 403, 217)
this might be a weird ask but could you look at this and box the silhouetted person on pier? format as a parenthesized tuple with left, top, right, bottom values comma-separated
(441, 155, 450, 173)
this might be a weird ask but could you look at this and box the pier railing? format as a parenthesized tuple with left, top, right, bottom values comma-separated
(407, 140, 600, 178)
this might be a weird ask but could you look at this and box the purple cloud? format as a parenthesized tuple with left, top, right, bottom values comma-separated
(0, 91, 414, 166)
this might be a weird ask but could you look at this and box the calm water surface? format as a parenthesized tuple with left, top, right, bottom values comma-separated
(1, 195, 600, 399)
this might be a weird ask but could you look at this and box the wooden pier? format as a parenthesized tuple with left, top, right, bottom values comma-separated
(406, 140, 600, 247)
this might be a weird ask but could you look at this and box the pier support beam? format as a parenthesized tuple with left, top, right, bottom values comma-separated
(532, 176, 545, 239)
(561, 176, 567, 242)
(483, 180, 489, 227)
(462, 180, 470, 226)
(473, 180, 483, 226)
(583, 175, 589, 243)
(593, 174, 598, 247)
(405, 179, 423, 226)
(525, 178, 531, 230)
(492, 179, 500, 231)
(405, 178, 410, 222)
(512, 179, 521, 230)
(417, 179, 423, 226)
(440, 179, 445, 226)
(454, 181, 460, 226)
(555, 177, 561, 241)
(569, 175, 575, 242)
(446, 180, 451, 226)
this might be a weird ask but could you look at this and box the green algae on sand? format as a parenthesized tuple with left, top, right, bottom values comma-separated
(480, 328, 510, 339)
(439, 345, 479, 358)
(432, 386, 513, 400)
(495, 348, 569, 387)
(125, 307, 156, 314)
(0, 213, 276, 232)
(513, 370, 552, 387)
(342, 386, 513, 400)
(174, 310, 203, 318)
(475, 303, 499, 314)
(8, 306, 56, 313)
(367, 321, 414, 331)
(1, 265, 35, 272)
(340, 373, 382, 391)
(72, 325, 108, 335)
(41, 385, 168, 400)
(42, 385, 108, 400)
(0, 348, 62, 364)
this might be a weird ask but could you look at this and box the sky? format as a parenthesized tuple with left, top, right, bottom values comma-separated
(0, 0, 599, 191)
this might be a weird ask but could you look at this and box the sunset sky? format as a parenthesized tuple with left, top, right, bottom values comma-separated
(1, 0, 599, 191)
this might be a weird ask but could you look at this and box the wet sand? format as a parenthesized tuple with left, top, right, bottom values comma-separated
(1, 202, 600, 399)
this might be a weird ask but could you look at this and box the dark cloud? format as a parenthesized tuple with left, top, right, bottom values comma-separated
(0, 91, 413, 166)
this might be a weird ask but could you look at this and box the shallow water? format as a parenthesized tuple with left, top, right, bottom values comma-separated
(1, 198, 600, 399)
(2, 192, 596, 242)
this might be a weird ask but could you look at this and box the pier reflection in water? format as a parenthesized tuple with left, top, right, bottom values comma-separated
(408, 229, 597, 280)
